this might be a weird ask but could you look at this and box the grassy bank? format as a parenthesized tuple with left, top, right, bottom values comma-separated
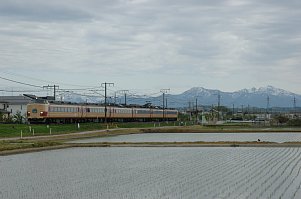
(0, 140, 63, 152)
(0, 122, 183, 138)
(1, 122, 301, 139)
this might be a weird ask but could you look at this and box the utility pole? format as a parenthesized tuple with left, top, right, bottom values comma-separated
(101, 82, 114, 123)
(294, 96, 297, 115)
(195, 98, 198, 123)
(166, 98, 168, 109)
(217, 91, 221, 121)
(266, 95, 270, 114)
(160, 89, 170, 121)
(118, 90, 129, 106)
(114, 92, 117, 105)
(188, 101, 192, 121)
(43, 85, 59, 101)
(266, 95, 270, 122)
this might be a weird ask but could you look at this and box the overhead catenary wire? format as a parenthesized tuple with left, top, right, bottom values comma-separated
(0, 75, 43, 88)
(0, 71, 98, 88)
(0, 74, 181, 107)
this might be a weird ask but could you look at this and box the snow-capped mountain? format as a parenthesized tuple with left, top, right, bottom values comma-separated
(173, 86, 300, 108)
(60, 86, 301, 108)
(237, 86, 295, 97)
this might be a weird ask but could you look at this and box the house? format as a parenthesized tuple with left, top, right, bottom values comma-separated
(0, 96, 34, 117)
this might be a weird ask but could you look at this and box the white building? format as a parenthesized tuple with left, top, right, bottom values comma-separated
(0, 96, 33, 118)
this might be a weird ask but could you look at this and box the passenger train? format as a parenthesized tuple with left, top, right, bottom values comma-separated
(27, 102, 178, 123)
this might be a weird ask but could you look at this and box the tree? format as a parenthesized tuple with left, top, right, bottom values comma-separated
(273, 115, 289, 125)
(13, 111, 24, 124)
(287, 119, 301, 126)
(0, 112, 3, 122)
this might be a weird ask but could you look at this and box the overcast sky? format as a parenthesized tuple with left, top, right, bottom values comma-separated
(0, 0, 301, 95)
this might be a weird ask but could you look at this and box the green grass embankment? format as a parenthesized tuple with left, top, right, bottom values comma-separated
(0, 122, 185, 138)
(0, 123, 107, 138)
(1, 122, 301, 139)
(0, 140, 64, 152)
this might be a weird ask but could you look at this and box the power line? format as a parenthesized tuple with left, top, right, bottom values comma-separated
(0, 89, 45, 93)
(0, 75, 43, 88)
(43, 85, 59, 100)
(0, 71, 98, 88)
(118, 90, 129, 105)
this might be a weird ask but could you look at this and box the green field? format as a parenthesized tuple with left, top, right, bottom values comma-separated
(0, 121, 185, 138)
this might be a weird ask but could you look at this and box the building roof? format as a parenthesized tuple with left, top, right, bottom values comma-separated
(0, 96, 33, 105)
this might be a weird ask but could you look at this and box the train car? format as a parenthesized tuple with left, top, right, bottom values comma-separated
(27, 102, 178, 123)
(27, 103, 83, 123)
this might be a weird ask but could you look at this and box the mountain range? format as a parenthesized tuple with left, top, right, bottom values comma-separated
(62, 86, 301, 108)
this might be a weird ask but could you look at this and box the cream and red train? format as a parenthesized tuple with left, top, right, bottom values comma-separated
(27, 102, 178, 123)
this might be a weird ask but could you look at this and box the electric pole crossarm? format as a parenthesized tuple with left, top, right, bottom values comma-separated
(160, 89, 170, 121)
(43, 85, 59, 101)
(118, 90, 129, 105)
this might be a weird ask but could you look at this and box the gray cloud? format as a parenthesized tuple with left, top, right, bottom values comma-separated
(0, 0, 301, 94)
(0, 1, 92, 22)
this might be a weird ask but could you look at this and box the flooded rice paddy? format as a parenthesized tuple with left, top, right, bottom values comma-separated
(69, 132, 301, 143)
(1, 147, 301, 199)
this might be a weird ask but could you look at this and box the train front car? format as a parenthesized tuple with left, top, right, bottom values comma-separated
(27, 103, 49, 123)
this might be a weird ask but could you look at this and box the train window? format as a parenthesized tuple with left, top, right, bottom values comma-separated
(32, 109, 37, 113)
